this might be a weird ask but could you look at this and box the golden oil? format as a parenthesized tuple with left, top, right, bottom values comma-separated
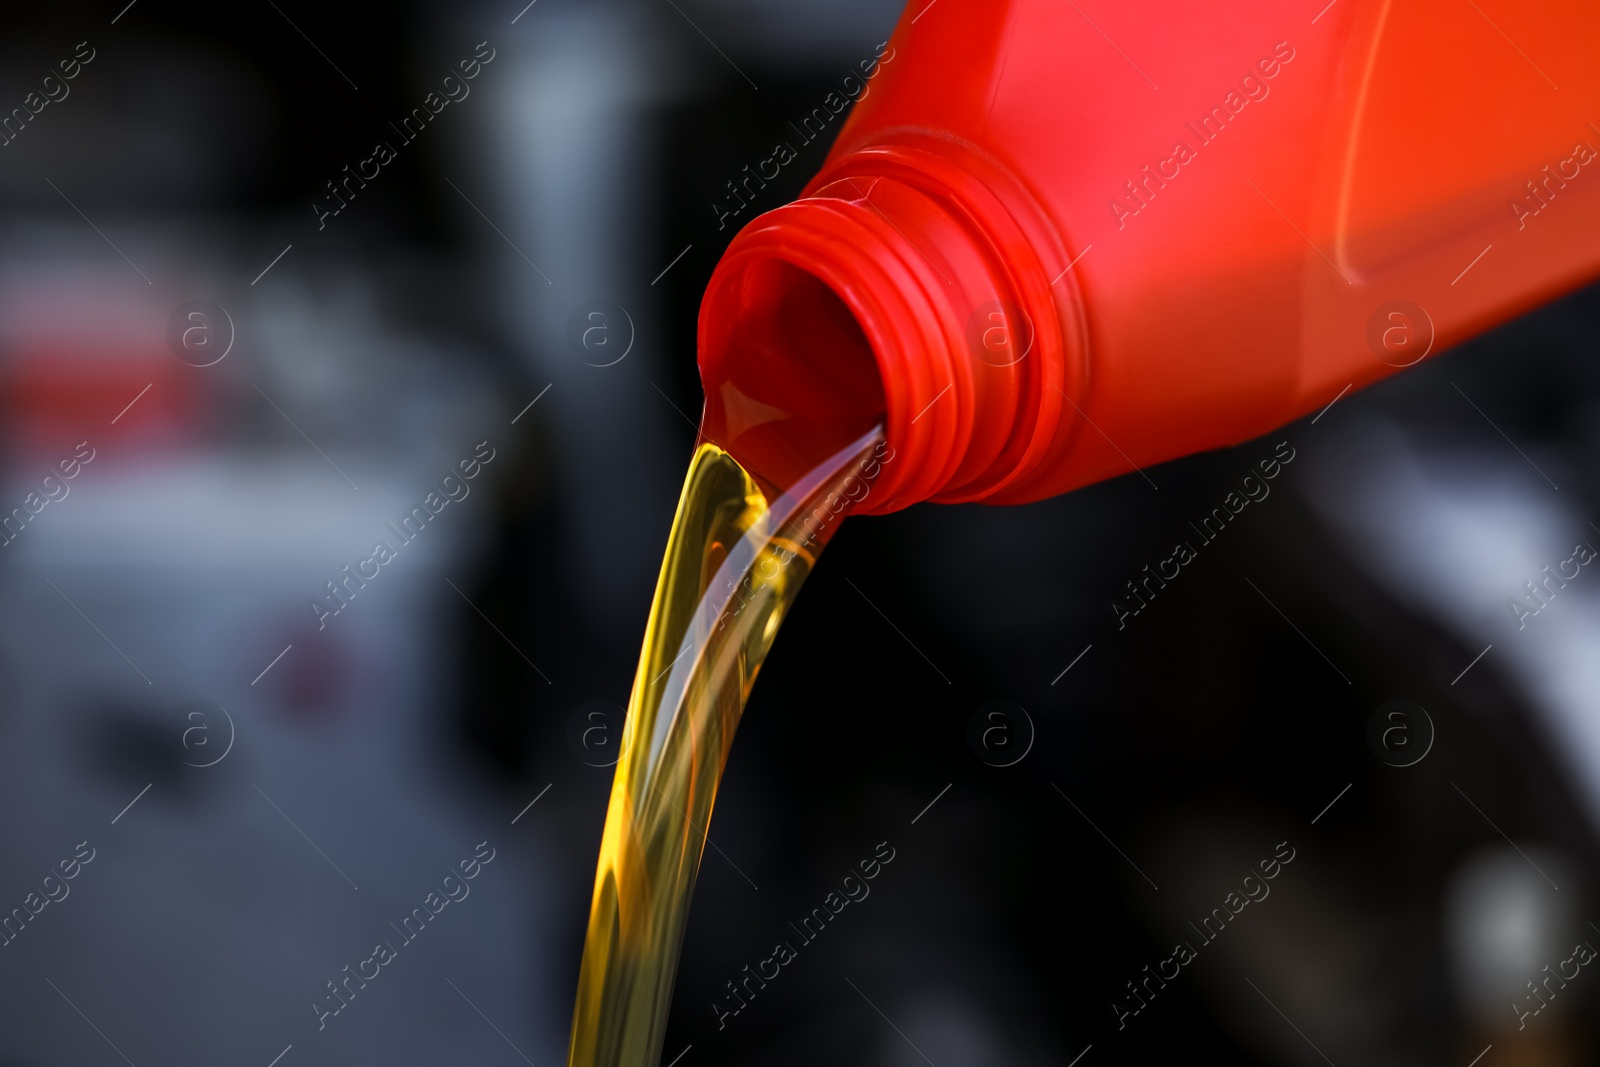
(565, 427, 885, 1067)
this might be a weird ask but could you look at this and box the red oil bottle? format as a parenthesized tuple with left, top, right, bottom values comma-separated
(698, 0, 1600, 511)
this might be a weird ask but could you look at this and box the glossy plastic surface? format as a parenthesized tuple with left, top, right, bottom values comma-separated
(699, 0, 1600, 510)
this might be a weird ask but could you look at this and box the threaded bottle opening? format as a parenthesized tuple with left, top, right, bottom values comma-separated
(699, 149, 1080, 511)
(697, 256, 887, 505)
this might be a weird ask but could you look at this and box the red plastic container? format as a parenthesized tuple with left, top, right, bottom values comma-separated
(698, 0, 1600, 512)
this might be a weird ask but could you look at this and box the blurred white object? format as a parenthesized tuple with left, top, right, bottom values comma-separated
(1308, 418, 1600, 836)
(1445, 848, 1577, 1019)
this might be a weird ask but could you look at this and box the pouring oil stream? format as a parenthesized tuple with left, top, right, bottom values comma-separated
(565, 426, 888, 1067)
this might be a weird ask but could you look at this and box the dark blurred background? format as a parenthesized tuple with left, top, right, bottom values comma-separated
(1, 2, 1597, 1065)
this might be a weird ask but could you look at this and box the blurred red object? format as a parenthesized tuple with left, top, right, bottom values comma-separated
(0, 277, 216, 462)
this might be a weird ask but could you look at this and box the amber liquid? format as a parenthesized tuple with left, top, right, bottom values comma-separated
(564, 426, 885, 1067)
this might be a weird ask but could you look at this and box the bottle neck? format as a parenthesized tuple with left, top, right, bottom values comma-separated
(697, 145, 1084, 513)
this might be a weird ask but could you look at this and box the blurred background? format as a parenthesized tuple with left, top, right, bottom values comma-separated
(0, 1, 1598, 1065)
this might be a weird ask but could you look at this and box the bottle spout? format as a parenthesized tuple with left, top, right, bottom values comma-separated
(699, 158, 1083, 512)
